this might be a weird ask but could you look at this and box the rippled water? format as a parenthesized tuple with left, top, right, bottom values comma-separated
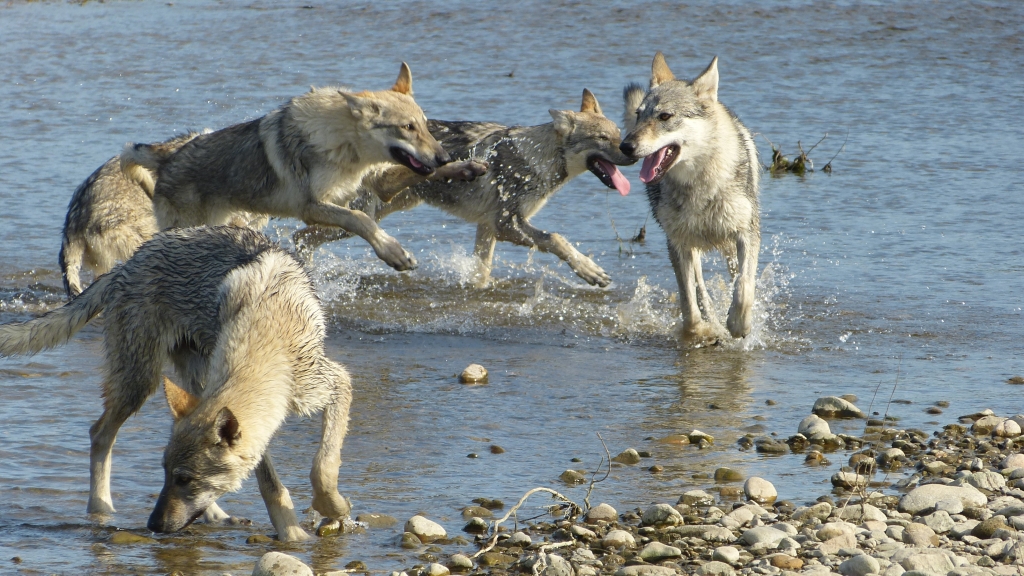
(1, 1, 1023, 573)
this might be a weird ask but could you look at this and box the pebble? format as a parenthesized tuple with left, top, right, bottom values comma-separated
(448, 554, 473, 572)
(638, 542, 681, 562)
(421, 563, 449, 576)
(743, 477, 777, 504)
(903, 522, 939, 547)
(689, 430, 714, 444)
(611, 448, 641, 465)
(560, 469, 587, 484)
(641, 503, 682, 526)
(695, 561, 735, 576)
(405, 515, 447, 543)
(602, 529, 636, 549)
(679, 489, 715, 507)
(252, 552, 313, 576)
(740, 526, 788, 547)
(839, 553, 880, 576)
(507, 531, 533, 547)
(768, 554, 803, 570)
(812, 396, 865, 418)
(922, 510, 955, 533)
(831, 471, 869, 488)
(459, 364, 487, 383)
(585, 502, 618, 523)
(712, 546, 740, 564)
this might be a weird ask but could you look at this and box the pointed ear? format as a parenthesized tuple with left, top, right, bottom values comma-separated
(214, 407, 241, 447)
(163, 377, 200, 421)
(549, 109, 575, 137)
(692, 56, 719, 102)
(342, 92, 381, 120)
(391, 62, 413, 96)
(650, 51, 675, 88)
(580, 88, 603, 116)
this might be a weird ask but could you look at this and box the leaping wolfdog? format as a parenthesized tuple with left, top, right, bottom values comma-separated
(1, 226, 352, 541)
(122, 63, 485, 271)
(621, 53, 761, 341)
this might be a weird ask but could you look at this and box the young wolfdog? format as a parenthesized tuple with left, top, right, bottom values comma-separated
(0, 226, 352, 541)
(294, 89, 633, 287)
(122, 63, 484, 272)
(620, 53, 761, 341)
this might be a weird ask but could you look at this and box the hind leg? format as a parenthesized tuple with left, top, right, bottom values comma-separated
(88, 322, 164, 515)
(472, 226, 498, 288)
(308, 361, 353, 534)
(726, 231, 759, 338)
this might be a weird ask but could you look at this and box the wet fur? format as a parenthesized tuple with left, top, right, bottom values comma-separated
(621, 53, 760, 341)
(1, 227, 352, 542)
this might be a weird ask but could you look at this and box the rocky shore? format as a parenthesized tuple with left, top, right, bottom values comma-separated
(252, 400, 1024, 576)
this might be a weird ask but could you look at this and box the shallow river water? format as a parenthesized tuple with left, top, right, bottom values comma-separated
(1, 1, 1022, 574)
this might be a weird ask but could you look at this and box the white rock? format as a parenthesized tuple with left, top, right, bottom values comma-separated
(962, 470, 1006, 491)
(253, 552, 314, 576)
(421, 563, 450, 576)
(839, 554, 880, 576)
(922, 510, 955, 534)
(602, 529, 636, 549)
(898, 484, 987, 514)
(585, 503, 618, 523)
(405, 515, 447, 543)
(799, 414, 832, 437)
(459, 364, 488, 383)
(679, 490, 715, 507)
(743, 477, 778, 504)
(817, 521, 856, 540)
(712, 546, 740, 564)
(972, 415, 1005, 435)
(638, 542, 682, 562)
(831, 471, 869, 489)
(995, 419, 1022, 437)
(508, 531, 533, 546)
(897, 550, 954, 573)
(740, 526, 788, 547)
(1001, 453, 1024, 470)
(812, 396, 865, 418)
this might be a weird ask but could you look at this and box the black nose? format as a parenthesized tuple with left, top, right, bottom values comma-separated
(619, 141, 636, 157)
(436, 150, 452, 166)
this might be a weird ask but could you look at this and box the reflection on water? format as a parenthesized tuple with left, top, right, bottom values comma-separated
(1, 0, 1022, 573)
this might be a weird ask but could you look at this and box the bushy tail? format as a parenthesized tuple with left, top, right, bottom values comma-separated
(120, 129, 207, 196)
(58, 235, 86, 298)
(0, 271, 112, 356)
(622, 82, 646, 134)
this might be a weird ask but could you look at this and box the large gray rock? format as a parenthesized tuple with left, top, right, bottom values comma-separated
(638, 542, 682, 562)
(641, 503, 683, 526)
(253, 552, 314, 576)
(839, 554, 880, 576)
(799, 414, 832, 437)
(962, 471, 1006, 491)
(896, 550, 954, 574)
(740, 526, 788, 547)
(813, 396, 865, 418)
(899, 484, 987, 514)
(921, 510, 955, 534)
(405, 515, 447, 543)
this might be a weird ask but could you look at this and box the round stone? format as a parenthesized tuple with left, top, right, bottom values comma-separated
(585, 502, 617, 523)
(602, 529, 636, 549)
(405, 515, 447, 543)
(812, 396, 865, 418)
(798, 414, 831, 437)
(253, 552, 314, 576)
(612, 448, 642, 465)
(743, 477, 777, 504)
(641, 503, 682, 526)
(839, 554, 879, 576)
(459, 364, 487, 384)
(712, 546, 740, 564)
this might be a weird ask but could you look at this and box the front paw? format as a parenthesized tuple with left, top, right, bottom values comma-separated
(371, 231, 418, 271)
(433, 160, 489, 181)
(570, 256, 611, 287)
(311, 492, 352, 523)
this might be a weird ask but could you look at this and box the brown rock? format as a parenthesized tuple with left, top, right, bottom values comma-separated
(769, 555, 803, 570)
(478, 552, 516, 567)
(904, 523, 939, 547)
(972, 517, 1009, 539)
(819, 533, 857, 555)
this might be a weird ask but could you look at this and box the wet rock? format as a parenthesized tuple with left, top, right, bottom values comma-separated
(461, 506, 493, 520)
(405, 515, 447, 543)
(638, 542, 682, 562)
(357, 513, 399, 528)
(831, 471, 869, 489)
(839, 554, 880, 576)
(109, 531, 157, 545)
(678, 490, 715, 507)
(253, 552, 313, 576)
(756, 437, 789, 454)
(799, 414, 832, 437)
(401, 532, 422, 549)
(971, 516, 1009, 539)
(459, 364, 487, 384)
(656, 434, 691, 445)
(743, 477, 777, 504)
(506, 531, 533, 547)
(463, 517, 488, 534)
(712, 546, 740, 564)
(422, 563, 450, 576)
(689, 430, 714, 444)
(769, 554, 803, 570)
(641, 503, 682, 526)
(560, 470, 587, 484)
(612, 448, 642, 465)
(714, 467, 743, 482)
(813, 396, 865, 418)
(247, 534, 275, 544)
(585, 503, 617, 523)
(922, 510, 955, 533)
(903, 523, 939, 547)
(616, 566, 677, 576)
(740, 526, 788, 547)
(519, 553, 573, 576)
(695, 562, 735, 576)
(792, 501, 833, 523)
(962, 470, 1006, 491)
(602, 529, 636, 549)
(972, 415, 1003, 434)
(448, 554, 473, 573)
(899, 484, 987, 514)
(478, 552, 516, 567)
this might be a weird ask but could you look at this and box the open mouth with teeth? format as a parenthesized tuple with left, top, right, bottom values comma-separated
(587, 155, 630, 196)
(639, 144, 680, 184)
(390, 146, 435, 176)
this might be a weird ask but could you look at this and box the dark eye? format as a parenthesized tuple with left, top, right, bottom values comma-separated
(174, 474, 193, 487)
(403, 123, 415, 131)
(658, 112, 673, 121)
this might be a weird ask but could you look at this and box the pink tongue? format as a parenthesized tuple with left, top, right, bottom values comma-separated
(639, 147, 669, 183)
(596, 158, 630, 196)
(407, 155, 423, 169)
